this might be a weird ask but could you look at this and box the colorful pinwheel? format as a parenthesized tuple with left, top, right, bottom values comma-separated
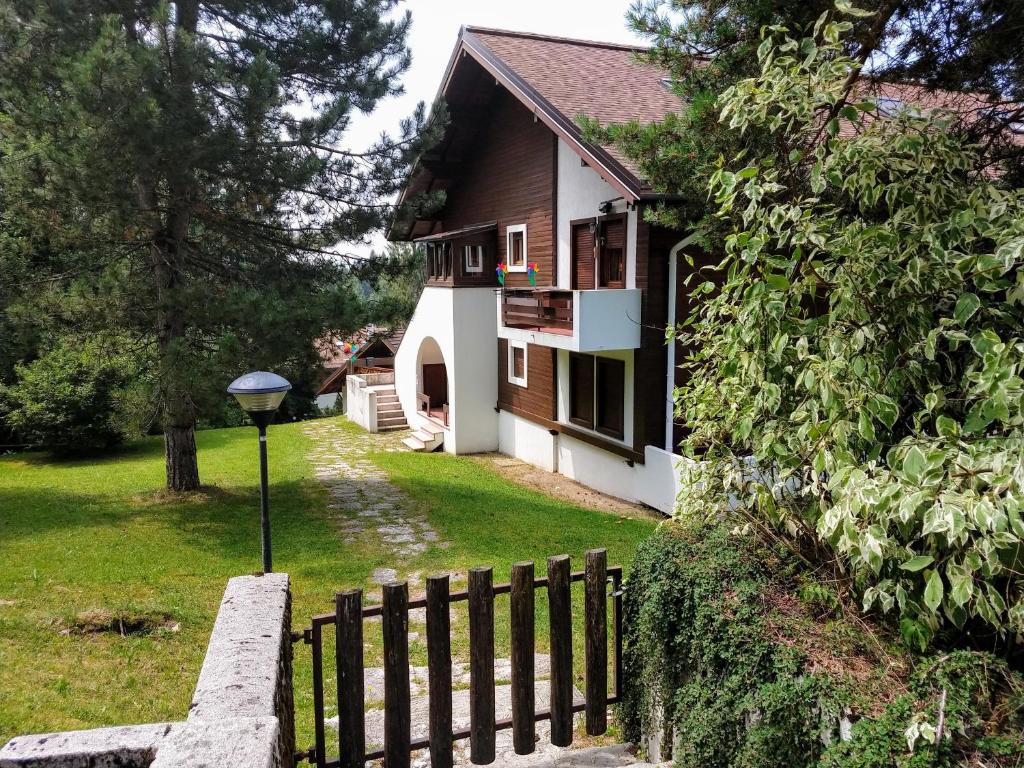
(527, 262, 540, 286)
(496, 262, 507, 286)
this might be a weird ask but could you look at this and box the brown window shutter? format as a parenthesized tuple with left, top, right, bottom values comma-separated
(569, 352, 594, 429)
(595, 357, 625, 439)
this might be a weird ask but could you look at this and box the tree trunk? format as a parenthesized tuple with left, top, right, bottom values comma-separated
(165, 424, 200, 491)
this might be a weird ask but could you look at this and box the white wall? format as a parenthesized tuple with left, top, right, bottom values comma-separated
(394, 285, 499, 454)
(448, 288, 500, 453)
(345, 375, 377, 432)
(498, 410, 556, 471)
(556, 139, 638, 290)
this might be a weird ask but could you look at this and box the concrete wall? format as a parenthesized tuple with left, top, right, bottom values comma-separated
(0, 574, 294, 768)
(395, 286, 499, 454)
(496, 408, 685, 516)
(345, 375, 378, 432)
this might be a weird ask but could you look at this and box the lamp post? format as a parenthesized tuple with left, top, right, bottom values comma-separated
(227, 371, 291, 573)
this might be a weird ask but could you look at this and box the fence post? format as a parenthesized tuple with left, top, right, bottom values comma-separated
(336, 589, 365, 768)
(426, 574, 453, 768)
(547, 555, 573, 747)
(469, 566, 496, 765)
(383, 582, 410, 768)
(584, 549, 608, 736)
(510, 562, 536, 755)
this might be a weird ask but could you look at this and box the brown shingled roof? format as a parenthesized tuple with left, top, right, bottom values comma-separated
(465, 28, 683, 181)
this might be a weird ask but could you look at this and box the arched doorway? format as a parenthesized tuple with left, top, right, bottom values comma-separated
(416, 337, 449, 425)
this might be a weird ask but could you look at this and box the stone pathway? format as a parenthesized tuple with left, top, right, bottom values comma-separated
(304, 420, 450, 557)
(325, 654, 661, 768)
(304, 418, 661, 768)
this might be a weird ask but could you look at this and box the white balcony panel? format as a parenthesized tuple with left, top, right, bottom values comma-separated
(497, 288, 641, 352)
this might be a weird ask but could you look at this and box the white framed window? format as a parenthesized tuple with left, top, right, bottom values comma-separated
(507, 341, 528, 387)
(463, 244, 483, 273)
(506, 224, 527, 271)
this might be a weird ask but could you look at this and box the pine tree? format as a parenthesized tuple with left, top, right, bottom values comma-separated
(0, 1, 443, 490)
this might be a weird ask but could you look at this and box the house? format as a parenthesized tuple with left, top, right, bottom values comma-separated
(387, 27, 697, 514)
(316, 326, 405, 424)
(386, 26, 1023, 514)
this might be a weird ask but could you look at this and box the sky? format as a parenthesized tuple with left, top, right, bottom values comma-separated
(346, 0, 646, 256)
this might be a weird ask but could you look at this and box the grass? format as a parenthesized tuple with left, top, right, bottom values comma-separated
(0, 417, 656, 749)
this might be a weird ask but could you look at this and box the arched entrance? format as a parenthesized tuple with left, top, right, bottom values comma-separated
(416, 337, 449, 425)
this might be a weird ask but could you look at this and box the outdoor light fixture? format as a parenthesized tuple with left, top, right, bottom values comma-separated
(227, 371, 291, 573)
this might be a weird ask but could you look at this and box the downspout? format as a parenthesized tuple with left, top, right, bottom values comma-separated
(665, 233, 699, 452)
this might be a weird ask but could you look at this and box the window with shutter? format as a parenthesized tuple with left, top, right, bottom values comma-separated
(569, 352, 594, 428)
(599, 216, 626, 289)
(595, 357, 625, 439)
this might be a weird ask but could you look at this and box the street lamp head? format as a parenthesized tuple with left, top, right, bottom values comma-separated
(227, 371, 291, 417)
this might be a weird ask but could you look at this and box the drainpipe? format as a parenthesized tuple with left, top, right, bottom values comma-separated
(665, 233, 699, 452)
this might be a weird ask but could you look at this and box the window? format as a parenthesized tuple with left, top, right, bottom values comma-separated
(595, 357, 625, 439)
(426, 242, 453, 281)
(463, 244, 483, 273)
(569, 353, 625, 440)
(599, 216, 626, 289)
(506, 224, 527, 271)
(569, 353, 594, 428)
(508, 342, 528, 387)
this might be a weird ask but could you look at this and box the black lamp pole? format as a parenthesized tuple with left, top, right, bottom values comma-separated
(227, 371, 291, 575)
(254, 414, 273, 573)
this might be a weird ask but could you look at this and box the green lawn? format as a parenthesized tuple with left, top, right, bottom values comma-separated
(0, 417, 655, 749)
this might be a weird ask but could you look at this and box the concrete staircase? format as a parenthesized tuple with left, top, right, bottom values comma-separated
(375, 387, 408, 432)
(401, 421, 445, 452)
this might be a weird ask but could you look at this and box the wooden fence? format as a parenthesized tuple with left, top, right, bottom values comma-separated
(297, 550, 622, 768)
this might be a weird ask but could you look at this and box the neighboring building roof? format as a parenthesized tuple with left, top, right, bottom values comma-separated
(317, 326, 404, 370)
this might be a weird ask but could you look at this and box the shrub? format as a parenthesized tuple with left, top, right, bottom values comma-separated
(672, 7, 1024, 647)
(2, 336, 151, 453)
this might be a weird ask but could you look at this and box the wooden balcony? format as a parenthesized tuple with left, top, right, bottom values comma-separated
(501, 288, 574, 336)
(498, 288, 642, 352)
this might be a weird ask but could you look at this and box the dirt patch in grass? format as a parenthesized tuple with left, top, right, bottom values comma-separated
(470, 453, 662, 521)
(62, 609, 180, 637)
(131, 484, 241, 508)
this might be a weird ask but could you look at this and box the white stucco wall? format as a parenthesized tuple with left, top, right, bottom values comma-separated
(394, 285, 499, 454)
(344, 375, 377, 432)
(556, 139, 638, 290)
(497, 410, 556, 472)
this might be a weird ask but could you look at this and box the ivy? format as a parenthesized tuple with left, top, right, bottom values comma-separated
(622, 523, 1024, 768)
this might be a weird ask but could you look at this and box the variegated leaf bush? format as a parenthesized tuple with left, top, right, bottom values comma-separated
(676, 3, 1024, 648)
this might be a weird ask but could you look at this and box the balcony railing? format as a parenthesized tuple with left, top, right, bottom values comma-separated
(501, 288, 574, 336)
(498, 288, 642, 352)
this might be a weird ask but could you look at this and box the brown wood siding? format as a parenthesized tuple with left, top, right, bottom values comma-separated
(442, 90, 555, 289)
(498, 339, 557, 421)
(632, 218, 679, 455)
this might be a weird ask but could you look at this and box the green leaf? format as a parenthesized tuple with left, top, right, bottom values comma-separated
(935, 415, 959, 437)
(953, 292, 981, 325)
(765, 274, 790, 291)
(924, 570, 944, 612)
(900, 555, 934, 572)
(903, 446, 927, 484)
(858, 409, 875, 441)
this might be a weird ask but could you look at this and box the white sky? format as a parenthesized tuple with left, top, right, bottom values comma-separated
(345, 0, 645, 256)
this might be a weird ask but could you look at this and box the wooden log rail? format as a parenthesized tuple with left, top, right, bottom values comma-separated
(299, 552, 623, 768)
(501, 289, 574, 333)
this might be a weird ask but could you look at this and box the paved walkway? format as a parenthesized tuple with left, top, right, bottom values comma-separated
(303, 420, 449, 556)
(303, 418, 661, 768)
